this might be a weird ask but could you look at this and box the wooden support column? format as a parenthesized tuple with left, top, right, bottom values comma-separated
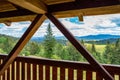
(0, 14, 46, 75)
(45, 13, 114, 80)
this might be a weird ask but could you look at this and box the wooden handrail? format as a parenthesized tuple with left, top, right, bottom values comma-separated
(0, 54, 120, 73)
(0, 54, 120, 80)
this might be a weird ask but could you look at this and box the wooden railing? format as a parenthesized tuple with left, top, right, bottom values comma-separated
(0, 54, 120, 80)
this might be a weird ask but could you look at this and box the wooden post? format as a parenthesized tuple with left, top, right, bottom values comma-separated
(0, 14, 46, 75)
(45, 13, 114, 80)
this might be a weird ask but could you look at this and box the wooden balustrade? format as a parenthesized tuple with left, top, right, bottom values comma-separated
(0, 54, 120, 80)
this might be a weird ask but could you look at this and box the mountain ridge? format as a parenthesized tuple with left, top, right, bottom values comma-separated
(31, 34, 120, 42)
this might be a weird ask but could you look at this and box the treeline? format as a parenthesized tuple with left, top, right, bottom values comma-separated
(0, 24, 120, 65)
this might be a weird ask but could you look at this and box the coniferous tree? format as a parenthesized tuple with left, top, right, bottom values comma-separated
(81, 39, 85, 46)
(112, 39, 120, 64)
(91, 42, 96, 53)
(43, 23, 56, 58)
(103, 40, 113, 64)
(115, 38, 120, 48)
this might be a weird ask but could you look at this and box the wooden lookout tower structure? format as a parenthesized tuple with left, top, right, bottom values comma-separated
(0, 0, 120, 80)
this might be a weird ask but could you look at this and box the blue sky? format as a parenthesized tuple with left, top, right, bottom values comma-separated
(0, 14, 120, 38)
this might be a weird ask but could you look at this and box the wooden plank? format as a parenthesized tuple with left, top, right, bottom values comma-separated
(45, 65, 50, 80)
(78, 14, 83, 21)
(0, 1, 16, 12)
(60, 67, 65, 80)
(53, 5, 120, 18)
(4, 21, 12, 26)
(16, 62, 20, 80)
(22, 62, 25, 80)
(33, 64, 37, 80)
(12, 62, 15, 80)
(46, 13, 114, 80)
(0, 15, 36, 23)
(27, 63, 31, 80)
(77, 70, 83, 80)
(52, 67, 57, 80)
(0, 14, 46, 75)
(8, 0, 47, 14)
(96, 72, 103, 80)
(48, 0, 120, 17)
(86, 71, 92, 80)
(43, 0, 75, 5)
(39, 65, 43, 80)
(7, 66, 10, 80)
(0, 59, 4, 80)
(48, 0, 120, 12)
(97, 72, 104, 80)
(0, 9, 36, 23)
(68, 68, 74, 80)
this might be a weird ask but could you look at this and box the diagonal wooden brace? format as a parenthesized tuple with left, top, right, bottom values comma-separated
(0, 14, 46, 75)
(46, 13, 114, 80)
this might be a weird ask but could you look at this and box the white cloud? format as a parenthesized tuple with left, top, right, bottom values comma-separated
(0, 14, 120, 37)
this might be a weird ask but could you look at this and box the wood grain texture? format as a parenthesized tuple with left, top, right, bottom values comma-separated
(0, 1, 16, 12)
(60, 67, 65, 80)
(16, 62, 20, 80)
(8, 0, 47, 14)
(86, 71, 92, 80)
(27, 63, 31, 80)
(52, 67, 57, 80)
(77, 70, 83, 80)
(39, 65, 43, 80)
(68, 68, 74, 80)
(45, 65, 50, 80)
(33, 64, 37, 80)
(42, 0, 75, 5)
(53, 5, 120, 18)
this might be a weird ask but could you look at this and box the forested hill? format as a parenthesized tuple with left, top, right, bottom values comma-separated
(0, 34, 18, 44)
(0, 34, 18, 53)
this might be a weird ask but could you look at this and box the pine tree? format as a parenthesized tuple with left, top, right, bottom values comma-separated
(103, 40, 113, 64)
(91, 41, 96, 53)
(81, 39, 85, 46)
(112, 38, 120, 64)
(43, 23, 56, 58)
(115, 38, 120, 48)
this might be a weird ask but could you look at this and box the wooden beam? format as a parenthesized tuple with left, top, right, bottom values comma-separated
(48, 0, 120, 17)
(8, 0, 47, 14)
(48, 0, 120, 12)
(0, 14, 46, 75)
(0, 1, 17, 12)
(42, 0, 75, 5)
(45, 13, 114, 80)
(0, 15, 36, 23)
(0, 9, 37, 23)
(4, 21, 12, 26)
(53, 5, 120, 18)
(78, 14, 83, 21)
(0, 9, 36, 18)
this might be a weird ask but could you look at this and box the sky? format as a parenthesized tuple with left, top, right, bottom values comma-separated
(0, 13, 120, 38)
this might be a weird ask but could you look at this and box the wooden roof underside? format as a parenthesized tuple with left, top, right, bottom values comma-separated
(0, 0, 119, 23)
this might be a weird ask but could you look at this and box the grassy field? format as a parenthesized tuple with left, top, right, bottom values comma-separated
(95, 44, 106, 53)
(85, 43, 106, 54)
